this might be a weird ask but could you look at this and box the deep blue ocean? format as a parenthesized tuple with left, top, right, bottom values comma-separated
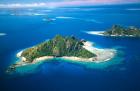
(1, 4, 140, 91)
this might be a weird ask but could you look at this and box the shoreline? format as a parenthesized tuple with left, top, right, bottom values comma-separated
(83, 41, 116, 62)
(85, 31, 105, 36)
(85, 31, 138, 37)
(6, 41, 116, 73)
(18, 41, 116, 63)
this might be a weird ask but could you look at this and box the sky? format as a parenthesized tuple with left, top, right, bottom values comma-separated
(0, 0, 140, 8)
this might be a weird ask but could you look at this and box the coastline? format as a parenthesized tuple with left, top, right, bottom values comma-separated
(83, 41, 116, 63)
(85, 31, 138, 37)
(15, 41, 115, 66)
(6, 41, 116, 73)
(15, 50, 54, 66)
(85, 31, 105, 36)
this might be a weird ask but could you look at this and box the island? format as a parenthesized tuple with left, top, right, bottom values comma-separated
(6, 35, 116, 73)
(86, 25, 140, 37)
(103, 25, 140, 37)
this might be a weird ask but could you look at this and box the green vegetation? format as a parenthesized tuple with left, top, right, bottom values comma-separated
(21, 35, 96, 62)
(104, 25, 140, 37)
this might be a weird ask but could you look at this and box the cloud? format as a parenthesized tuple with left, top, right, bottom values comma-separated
(0, 0, 140, 8)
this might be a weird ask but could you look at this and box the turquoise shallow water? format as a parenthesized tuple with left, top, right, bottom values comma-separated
(12, 49, 123, 75)
(1, 4, 140, 91)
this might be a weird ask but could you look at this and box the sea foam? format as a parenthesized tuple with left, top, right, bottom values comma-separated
(56, 16, 74, 19)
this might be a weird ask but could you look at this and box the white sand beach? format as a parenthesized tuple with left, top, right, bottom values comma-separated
(33, 56, 54, 63)
(12, 41, 116, 69)
(61, 41, 116, 63)
(85, 31, 136, 37)
(61, 56, 95, 62)
(16, 50, 54, 66)
(6, 41, 116, 74)
(85, 31, 105, 36)
(83, 41, 116, 63)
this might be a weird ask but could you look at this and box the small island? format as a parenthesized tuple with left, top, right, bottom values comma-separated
(6, 35, 115, 73)
(103, 25, 140, 37)
(86, 25, 140, 37)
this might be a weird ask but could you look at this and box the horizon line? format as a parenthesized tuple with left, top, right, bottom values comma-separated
(0, 1, 140, 8)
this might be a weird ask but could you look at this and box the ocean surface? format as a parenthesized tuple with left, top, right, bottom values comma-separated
(1, 4, 140, 91)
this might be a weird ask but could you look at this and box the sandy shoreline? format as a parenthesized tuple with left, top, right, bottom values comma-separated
(85, 31, 105, 36)
(85, 31, 137, 37)
(33, 56, 54, 63)
(13, 41, 116, 67)
(15, 51, 54, 67)
(83, 41, 116, 62)
(6, 41, 116, 73)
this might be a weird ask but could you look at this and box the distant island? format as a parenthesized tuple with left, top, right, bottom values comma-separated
(86, 25, 140, 37)
(6, 35, 115, 73)
(103, 25, 140, 37)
